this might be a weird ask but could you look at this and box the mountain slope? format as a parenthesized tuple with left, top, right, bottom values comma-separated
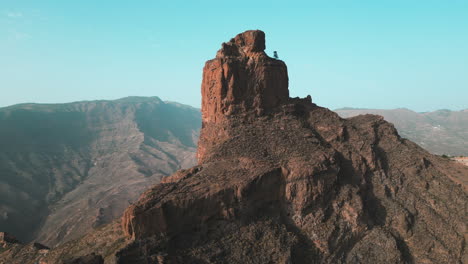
(0, 97, 200, 247)
(335, 108, 468, 156)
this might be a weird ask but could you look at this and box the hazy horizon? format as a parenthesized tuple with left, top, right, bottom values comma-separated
(1, 95, 467, 114)
(1, 0, 467, 112)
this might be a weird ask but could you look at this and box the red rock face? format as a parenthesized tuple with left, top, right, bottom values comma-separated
(201, 30, 289, 123)
(199, 30, 289, 162)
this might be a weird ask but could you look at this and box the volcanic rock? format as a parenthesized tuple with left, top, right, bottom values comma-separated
(199, 30, 289, 160)
(120, 30, 468, 263)
(198, 30, 290, 162)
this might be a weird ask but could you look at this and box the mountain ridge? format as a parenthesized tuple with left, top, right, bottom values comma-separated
(335, 108, 468, 156)
(0, 96, 200, 247)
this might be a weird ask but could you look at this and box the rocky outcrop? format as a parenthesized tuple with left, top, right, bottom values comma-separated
(120, 30, 468, 264)
(201, 30, 289, 123)
(199, 30, 289, 162)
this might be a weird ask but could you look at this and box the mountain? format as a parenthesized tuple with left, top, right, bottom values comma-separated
(335, 108, 468, 156)
(117, 30, 468, 264)
(0, 97, 200, 247)
(1, 30, 467, 264)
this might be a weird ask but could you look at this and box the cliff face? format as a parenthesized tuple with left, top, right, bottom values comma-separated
(0, 97, 200, 247)
(119, 30, 468, 264)
(199, 30, 289, 162)
(201, 30, 288, 123)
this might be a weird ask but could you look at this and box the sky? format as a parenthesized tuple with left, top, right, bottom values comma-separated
(1, 0, 467, 112)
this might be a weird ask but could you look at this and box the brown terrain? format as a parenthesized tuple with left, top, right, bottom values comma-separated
(1, 30, 467, 264)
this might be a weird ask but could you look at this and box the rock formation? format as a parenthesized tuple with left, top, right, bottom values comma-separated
(198, 30, 289, 161)
(119, 30, 468, 263)
(1, 30, 467, 264)
(201, 30, 288, 123)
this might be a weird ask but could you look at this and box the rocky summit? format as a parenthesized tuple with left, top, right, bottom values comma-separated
(2, 30, 467, 264)
(201, 30, 288, 123)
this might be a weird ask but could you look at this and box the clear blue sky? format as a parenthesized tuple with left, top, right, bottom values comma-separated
(1, 0, 467, 111)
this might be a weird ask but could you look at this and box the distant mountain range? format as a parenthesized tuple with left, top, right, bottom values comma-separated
(0, 96, 200, 247)
(335, 108, 468, 156)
